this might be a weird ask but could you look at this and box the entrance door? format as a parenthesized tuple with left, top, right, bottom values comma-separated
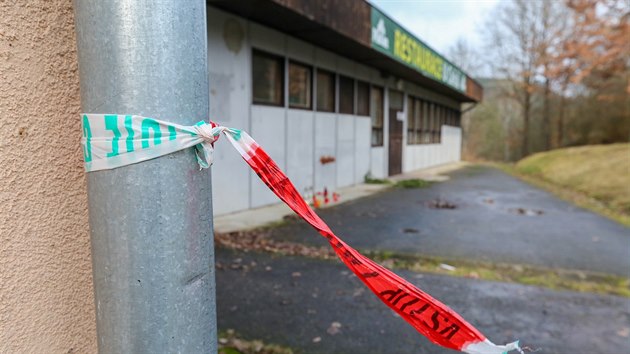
(388, 90, 403, 176)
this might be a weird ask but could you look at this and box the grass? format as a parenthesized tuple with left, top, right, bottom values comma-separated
(497, 143, 630, 226)
(394, 179, 432, 188)
(363, 174, 433, 189)
(365, 251, 630, 298)
(364, 175, 392, 184)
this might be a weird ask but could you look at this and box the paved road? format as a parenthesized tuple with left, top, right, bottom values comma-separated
(268, 166, 630, 276)
(216, 249, 630, 354)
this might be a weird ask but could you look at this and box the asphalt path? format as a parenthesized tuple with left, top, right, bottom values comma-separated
(267, 166, 630, 276)
(216, 249, 630, 354)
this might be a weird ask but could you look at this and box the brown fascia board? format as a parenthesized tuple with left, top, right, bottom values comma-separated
(209, 0, 482, 103)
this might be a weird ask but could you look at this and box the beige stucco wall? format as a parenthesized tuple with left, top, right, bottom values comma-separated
(0, 1, 97, 352)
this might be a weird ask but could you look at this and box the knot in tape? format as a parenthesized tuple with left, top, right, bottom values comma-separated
(194, 121, 222, 145)
(192, 121, 226, 170)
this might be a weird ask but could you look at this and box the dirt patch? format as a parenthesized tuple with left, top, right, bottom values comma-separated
(365, 250, 630, 298)
(216, 224, 629, 298)
(427, 198, 457, 209)
(509, 207, 544, 216)
(215, 228, 334, 260)
(219, 329, 294, 354)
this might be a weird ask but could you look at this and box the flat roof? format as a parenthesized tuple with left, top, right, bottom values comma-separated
(211, 0, 482, 103)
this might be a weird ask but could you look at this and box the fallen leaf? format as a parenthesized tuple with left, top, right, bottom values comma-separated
(327, 322, 342, 335)
(616, 327, 629, 337)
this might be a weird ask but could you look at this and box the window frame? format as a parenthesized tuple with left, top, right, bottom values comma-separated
(287, 59, 313, 110)
(370, 85, 384, 147)
(356, 80, 370, 116)
(407, 96, 423, 145)
(316, 68, 336, 113)
(251, 48, 285, 107)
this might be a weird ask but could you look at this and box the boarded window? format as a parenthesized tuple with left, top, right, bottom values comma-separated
(356, 81, 370, 116)
(316, 69, 335, 112)
(339, 75, 354, 114)
(370, 86, 384, 146)
(288, 61, 312, 109)
(252, 50, 284, 106)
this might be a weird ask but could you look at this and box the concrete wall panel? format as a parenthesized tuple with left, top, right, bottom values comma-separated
(355, 118, 372, 183)
(249, 22, 285, 55)
(314, 113, 337, 192)
(287, 110, 315, 196)
(314, 47, 336, 71)
(207, 7, 251, 215)
(370, 147, 386, 178)
(250, 106, 286, 208)
(336, 114, 355, 188)
(402, 126, 462, 172)
(287, 36, 313, 63)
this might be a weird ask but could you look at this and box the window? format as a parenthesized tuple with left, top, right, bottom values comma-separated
(316, 69, 335, 112)
(422, 101, 431, 143)
(288, 61, 312, 109)
(426, 103, 434, 143)
(407, 97, 415, 144)
(356, 81, 370, 116)
(407, 97, 423, 145)
(339, 75, 354, 114)
(432, 105, 440, 143)
(430, 104, 448, 143)
(455, 110, 461, 126)
(252, 50, 284, 106)
(370, 86, 384, 146)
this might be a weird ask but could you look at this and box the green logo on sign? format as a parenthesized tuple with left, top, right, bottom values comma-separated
(370, 7, 466, 92)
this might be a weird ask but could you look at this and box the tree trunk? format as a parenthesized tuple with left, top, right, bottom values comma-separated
(557, 94, 566, 147)
(522, 88, 531, 158)
(543, 76, 551, 150)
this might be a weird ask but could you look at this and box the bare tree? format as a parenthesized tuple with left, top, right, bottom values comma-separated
(484, 0, 564, 156)
(447, 37, 483, 77)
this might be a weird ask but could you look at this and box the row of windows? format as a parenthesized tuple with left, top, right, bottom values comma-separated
(253, 49, 371, 115)
(407, 97, 461, 145)
(252, 49, 459, 148)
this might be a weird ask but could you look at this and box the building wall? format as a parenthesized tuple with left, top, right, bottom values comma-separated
(403, 126, 462, 172)
(208, 7, 377, 215)
(0, 1, 97, 353)
(207, 6, 462, 216)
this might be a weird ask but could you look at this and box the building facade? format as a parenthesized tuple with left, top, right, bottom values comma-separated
(207, 2, 482, 215)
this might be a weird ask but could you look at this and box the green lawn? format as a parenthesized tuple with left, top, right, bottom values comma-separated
(509, 143, 630, 226)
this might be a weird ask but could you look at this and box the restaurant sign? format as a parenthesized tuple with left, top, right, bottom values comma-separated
(371, 7, 466, 93)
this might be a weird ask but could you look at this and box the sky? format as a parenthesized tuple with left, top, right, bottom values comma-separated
(370, 0, 499, 57)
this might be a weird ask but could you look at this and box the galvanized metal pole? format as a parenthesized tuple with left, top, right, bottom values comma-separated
(73, 1, 216, 353)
